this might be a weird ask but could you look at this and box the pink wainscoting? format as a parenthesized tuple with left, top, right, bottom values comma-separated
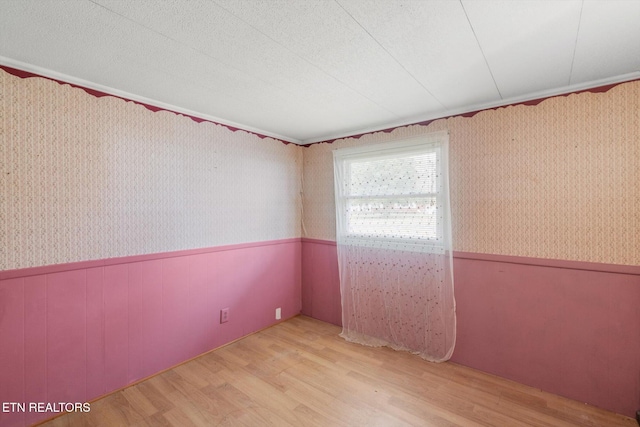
(451, 256, 640, 418)
(301, 238, 341, 326)
(0, 278, 25, 427)
(299, 238, 640, 417)
(0, 239, 301, 427)
(23, 276, 46, 427)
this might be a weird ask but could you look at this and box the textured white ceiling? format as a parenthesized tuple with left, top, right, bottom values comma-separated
(1, 0, 639, 144)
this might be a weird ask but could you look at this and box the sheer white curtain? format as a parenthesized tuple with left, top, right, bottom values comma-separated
(333, 131, 456, 362)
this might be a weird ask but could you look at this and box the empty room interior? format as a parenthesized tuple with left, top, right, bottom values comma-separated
(1, 1, 639, 426)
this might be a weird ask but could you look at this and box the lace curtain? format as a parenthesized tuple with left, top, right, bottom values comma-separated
(333, 131, 456, 362)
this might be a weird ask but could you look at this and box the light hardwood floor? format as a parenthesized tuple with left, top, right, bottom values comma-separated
(41, 316, 635, 427)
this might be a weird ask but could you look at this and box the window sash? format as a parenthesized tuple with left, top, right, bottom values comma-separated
(344, 196, 442, 241)
(333, 133, 449, 253)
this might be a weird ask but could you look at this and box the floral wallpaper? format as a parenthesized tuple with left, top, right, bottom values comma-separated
(0, 69, 302, 271)
(2, 66, 638, 270)
(302, 81, 640, 266)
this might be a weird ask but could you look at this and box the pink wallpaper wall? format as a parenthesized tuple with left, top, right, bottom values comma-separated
(300, 80, 640, 417)
(2, 65, 639, 424)
(0, 69, 302, 271)
(302, 80, 640, 266)
(0, 68, 304, 427)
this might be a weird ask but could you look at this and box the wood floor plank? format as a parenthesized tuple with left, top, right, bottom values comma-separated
(37, 316, 636, 427)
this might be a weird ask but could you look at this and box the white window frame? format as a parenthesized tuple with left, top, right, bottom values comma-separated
(333, 131, 450, 254)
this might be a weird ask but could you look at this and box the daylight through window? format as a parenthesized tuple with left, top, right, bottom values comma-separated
(333, 131, 450, 253)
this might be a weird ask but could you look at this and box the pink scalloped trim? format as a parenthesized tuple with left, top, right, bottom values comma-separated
(0, 64, 293, 145)
(305, 78, 639, 146)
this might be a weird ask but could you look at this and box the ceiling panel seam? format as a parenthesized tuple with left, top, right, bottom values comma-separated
(4, 1, 638, 143)
(208, 0, 402, 119)
(333, 0, 446, 111)
(459, 0, 503, 100)
(568, 0, 585, 86)
(87, 0, 304, 103)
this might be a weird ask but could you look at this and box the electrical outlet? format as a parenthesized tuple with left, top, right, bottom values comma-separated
(275, 307, 281, 320)
(220, 308, 229, 324)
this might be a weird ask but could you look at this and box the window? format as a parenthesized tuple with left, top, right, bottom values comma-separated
(333, 131, 451, 253)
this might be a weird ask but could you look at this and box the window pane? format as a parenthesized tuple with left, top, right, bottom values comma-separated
(346, 197, 438, 240)
(348, 151, 437, 196)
